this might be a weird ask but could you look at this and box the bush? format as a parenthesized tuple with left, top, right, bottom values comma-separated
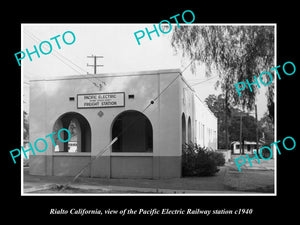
(182, 143, 225, 177)
(208, 151, 225, 166)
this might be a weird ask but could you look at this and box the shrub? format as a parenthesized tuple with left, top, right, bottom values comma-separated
(182, 143, 224, 177)
(208, 151, 225, 166)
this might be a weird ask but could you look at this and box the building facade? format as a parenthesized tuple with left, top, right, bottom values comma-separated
(29, 69, 217, 179)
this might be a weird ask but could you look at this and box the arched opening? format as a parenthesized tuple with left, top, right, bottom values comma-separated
(188, 116, 192, 144)
(181, 113, 186, 145)
(112, 110, 153, 152)
(53, 112, 91, 152)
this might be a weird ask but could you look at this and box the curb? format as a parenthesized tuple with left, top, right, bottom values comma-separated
(70, 184, 206, 193)
(23, 184, 57, 193)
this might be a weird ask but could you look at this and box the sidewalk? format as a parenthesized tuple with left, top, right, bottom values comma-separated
(22, 165, 272, 194)
(22, 167, 238, 194)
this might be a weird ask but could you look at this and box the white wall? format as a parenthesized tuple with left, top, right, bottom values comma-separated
(180, 77, 218, 150)
(29, 69, 181, 158)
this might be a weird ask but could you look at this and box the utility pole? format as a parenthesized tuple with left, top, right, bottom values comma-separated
(87, 55, 103, 74)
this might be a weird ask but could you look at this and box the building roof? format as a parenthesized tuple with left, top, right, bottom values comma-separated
(231, 141, 264, 145)
(30, 68, 182, 82)
(29, 67, 218, 120)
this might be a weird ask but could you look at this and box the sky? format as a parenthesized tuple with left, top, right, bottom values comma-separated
(22, 24, 269, 119)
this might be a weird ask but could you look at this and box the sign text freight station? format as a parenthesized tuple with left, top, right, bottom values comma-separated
(83, 94, 118, 106)
(84, 101, 117, 106)
(77, 92, 125, 109)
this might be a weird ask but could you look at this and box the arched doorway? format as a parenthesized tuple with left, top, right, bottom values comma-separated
(182, 113, 186, 145)
(111, 110, 153, 152)
(188, 116, 192, 144)
(53, 112, 91, 152)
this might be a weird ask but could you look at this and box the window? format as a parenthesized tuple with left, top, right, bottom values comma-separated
(188, 117, 192, 144)
(53, 112, 91, 153)
(128, 94, 134, 99)
(67, 119, 78, 152)
(112, 110, 153, 152)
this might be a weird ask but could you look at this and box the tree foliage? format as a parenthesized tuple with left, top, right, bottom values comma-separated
(182, 143, 223, 176)
(258, 112, 274, 146)
(171, 25, 275, 112)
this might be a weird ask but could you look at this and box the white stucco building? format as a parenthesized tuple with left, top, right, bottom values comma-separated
(29, 69, 217, 179)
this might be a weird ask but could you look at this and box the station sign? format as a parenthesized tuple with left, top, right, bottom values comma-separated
(77, 92, 125, 108)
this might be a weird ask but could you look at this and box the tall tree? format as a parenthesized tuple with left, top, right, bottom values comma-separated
(205, 94, 262, 149)
(258, 112, 274, 146)
(171, 25, 275, 147)
(171, 25, 274, 109)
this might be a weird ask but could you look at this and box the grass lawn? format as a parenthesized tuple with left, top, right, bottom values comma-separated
(223, 166, 274, 193)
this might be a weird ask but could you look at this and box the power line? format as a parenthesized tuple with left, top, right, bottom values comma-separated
(23, 30, 105, 89)
(68, 73, 181, 185)
(24, 31, 85, 75)
(65, 58, 214, 186)
(114, 74, 181, 141)
(180, 58, 219, 87)
(181, 58, 195, 74)
(153, 74, 181, 102)
(24, 30, 88, 73)
(191, 75, 218, 86)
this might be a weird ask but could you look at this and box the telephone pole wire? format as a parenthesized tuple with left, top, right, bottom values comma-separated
(87, 55, 104, 74)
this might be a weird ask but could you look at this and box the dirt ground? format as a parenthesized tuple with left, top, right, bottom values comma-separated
(224, 168, 274, 193)
(223, 158, 275, 193)
(23, 160, 275, 194)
